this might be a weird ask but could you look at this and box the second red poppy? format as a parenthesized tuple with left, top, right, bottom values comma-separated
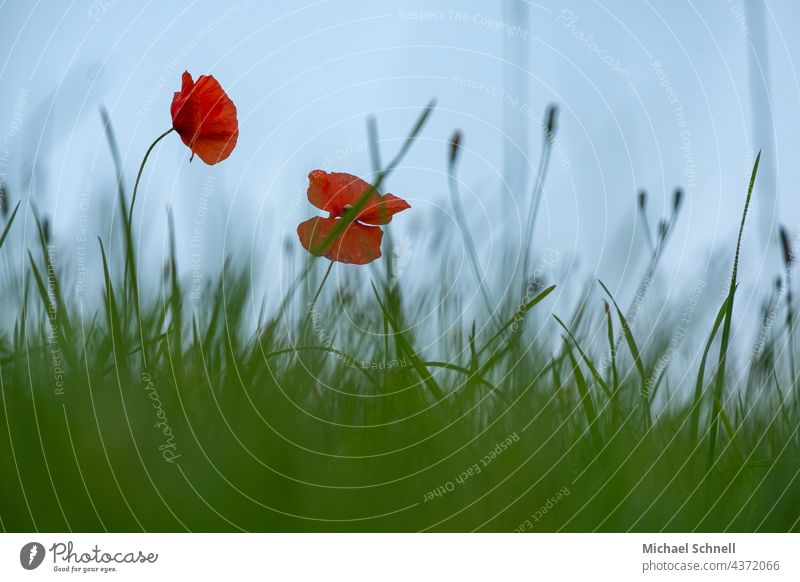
(297, 170, 410, 265)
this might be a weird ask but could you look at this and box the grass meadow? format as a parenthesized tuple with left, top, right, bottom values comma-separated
(0, 100, 799, 533)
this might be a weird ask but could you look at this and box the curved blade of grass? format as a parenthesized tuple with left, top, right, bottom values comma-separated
(598, 279, 649, 425)
(708, 150, 760, 468)
(689, 291, 732, 444)
(0, 201, 20, 251)
(565, 343, 601, 445)
(553, 314, 612, 399)
(478, 284, 555, 357)
(29, 206, 73, 340)
(257, 345, 381, 390)
(27, 250, 55, 319)
(371, 281, 443, 400)
(422, 360, 502, 397)
(98, 238, 126, 360)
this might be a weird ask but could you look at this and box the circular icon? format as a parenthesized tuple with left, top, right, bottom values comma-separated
(19, 542, 45, 570)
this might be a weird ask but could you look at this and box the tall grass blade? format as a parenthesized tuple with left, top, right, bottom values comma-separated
(553, 314, 612, 399)
(598, 279, 648, 418)
(708, 151, 760, 467)
(371, 281, 443, 400)
(0, 201, 21, 251)
(565, 343, 601, 445)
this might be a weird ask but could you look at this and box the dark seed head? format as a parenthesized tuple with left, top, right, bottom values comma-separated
(638, 189, 647, 210)
(0, 182, 8, 218)
(672, 187, 683, 211)
(449, 130, 462, 165)
(545, 104, 558, 137)
(780, 225, 794, 266)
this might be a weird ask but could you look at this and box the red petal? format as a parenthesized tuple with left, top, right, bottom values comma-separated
(357, 193, 411, 225)
(297, 216, 382, 265)
(307, 171, 380, 216)
(170, 71, 195, 121)
(170, 72, 238, 165)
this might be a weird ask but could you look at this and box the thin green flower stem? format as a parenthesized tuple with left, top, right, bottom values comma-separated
(126, 126, 174, 366)
(302, 261, 334, 334)
(129, 127, 174, 225)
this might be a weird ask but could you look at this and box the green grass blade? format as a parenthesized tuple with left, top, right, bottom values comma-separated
(371, 281, 443, 400)
(565, 343, 601, 445)
(708, 151, 760, 468)
(603, 301, 620, 410)
(598, 279, 649, 426)
(0, 201, 21, 251)
(478, 284, 555, 356)
(553, 314, 612, 399)
(690, 291, 732, 444)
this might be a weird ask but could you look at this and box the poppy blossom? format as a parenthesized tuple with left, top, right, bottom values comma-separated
(297, 170, 410, 265)
(170, 71, 238, 164)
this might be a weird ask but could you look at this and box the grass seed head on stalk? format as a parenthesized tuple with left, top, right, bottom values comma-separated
(0, 182, 9, 218)
(545, 104, 558, 137)
(673, 187, 683, 211)
(779, 225, 794, 267)
(449, 130, 463, 165)
(42, 217, 51, 245)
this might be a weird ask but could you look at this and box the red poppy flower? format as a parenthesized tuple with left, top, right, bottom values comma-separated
(297, 170, 410, 265)
(170, 71, 238, 164)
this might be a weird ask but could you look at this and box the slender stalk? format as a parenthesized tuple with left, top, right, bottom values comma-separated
(301, 260, 334, 337)
(126, 127, 174, 366)
(520, 106, 557, 286)
(448, 132, 497, 324)
(309, 261, 334, 310)
(637, 190, 655, 253)
(609, 192, 683, 365)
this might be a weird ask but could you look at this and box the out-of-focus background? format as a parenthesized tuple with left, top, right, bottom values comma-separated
(3, 1, 800, 535)
(0, 0, 796, 311)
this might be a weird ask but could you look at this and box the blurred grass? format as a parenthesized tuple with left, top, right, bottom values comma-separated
(0, 110, 798, 533)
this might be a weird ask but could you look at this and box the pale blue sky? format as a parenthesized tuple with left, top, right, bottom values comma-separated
(0, 0, 798, 319)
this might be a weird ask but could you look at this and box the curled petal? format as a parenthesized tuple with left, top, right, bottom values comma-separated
(171, 71, 238, 165)
(297, 216, 383, 265)
(307, 170, 381, 216)
(358, 193, 411, 225)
